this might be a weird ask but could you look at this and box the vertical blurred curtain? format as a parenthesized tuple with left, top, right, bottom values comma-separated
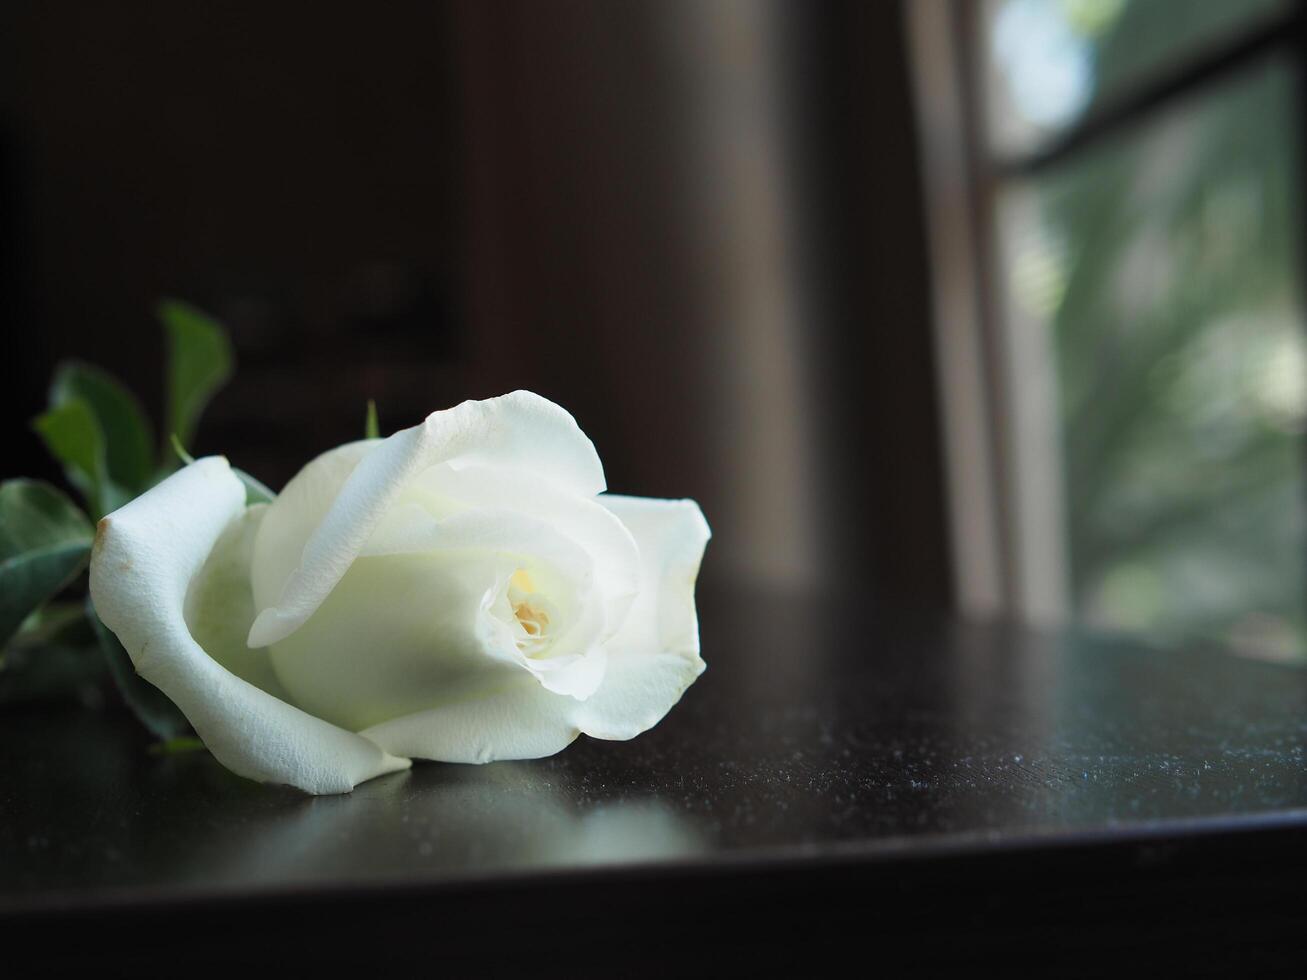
(456, 0, 818, 591)
(454, 0, 950, 603)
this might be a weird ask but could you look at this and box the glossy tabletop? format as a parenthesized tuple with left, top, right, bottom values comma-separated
(4, 589, 1307, 970)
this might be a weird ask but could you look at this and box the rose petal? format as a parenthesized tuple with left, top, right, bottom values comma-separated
(249, 441, 374, 617)
(185, 503, 288, 699)
(359, 494, 709, 763)
(269, 549, 530, 731)
(361, 506, 609, 698)
(410, 462, 641, 640)
(90, 457, 410, 795)
(249, 392, 606, 648)
(360, 672, 580, 764)
(575, 495, 710, 740)
(270, 503, 611, 732)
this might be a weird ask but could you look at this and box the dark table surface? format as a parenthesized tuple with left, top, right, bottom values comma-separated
(5, 589, 1307, 972)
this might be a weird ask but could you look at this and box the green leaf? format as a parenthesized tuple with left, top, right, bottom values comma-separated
(1, 600, 104, 705)
(50, 361, 154, 497)
(32, 398, 128, 518)
(0, 480, 94, 557)
(365, 398, 380, 440)
(0, 640, 107, 706)
(159, 298, 234, 455)
(0, 480, 95, 648)
(12, 599, 94, 647)
(87, 599, 191, 740)
(234, 467, 275, 505)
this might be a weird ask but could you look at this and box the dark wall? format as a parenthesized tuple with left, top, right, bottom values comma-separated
(789, 0, 953, 609)
(0, 2, 462, 488)
(1, 0, 949, 604)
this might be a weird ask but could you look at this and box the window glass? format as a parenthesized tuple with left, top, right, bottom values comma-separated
(983, 0, 1291, 154)
(996, 58, 1307, 660)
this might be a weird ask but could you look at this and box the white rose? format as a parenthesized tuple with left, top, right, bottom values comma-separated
(89, 391, 710, 795)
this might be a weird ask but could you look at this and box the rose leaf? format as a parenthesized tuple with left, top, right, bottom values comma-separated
(50, 361, 155, 498)
(159, 298, 234, 458)
(31, 398, 130, 518)
(0, 480, 95, 648)
(87, 597, 192, 740)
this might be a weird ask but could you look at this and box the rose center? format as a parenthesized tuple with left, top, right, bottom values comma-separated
(507, 569, 557, 656)
(513, 597, 551, 637)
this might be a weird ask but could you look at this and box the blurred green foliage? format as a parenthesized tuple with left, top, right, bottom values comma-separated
(996, 0, 1306, 659)
(1, 300, 248, 740)
(0, 480, 94, 648)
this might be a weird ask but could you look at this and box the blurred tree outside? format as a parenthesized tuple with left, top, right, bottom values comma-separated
(991, 0, 1307, 660)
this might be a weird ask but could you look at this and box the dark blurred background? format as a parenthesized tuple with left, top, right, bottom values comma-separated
(6, 0, 1307, 661)
(0, 0, 946, 605)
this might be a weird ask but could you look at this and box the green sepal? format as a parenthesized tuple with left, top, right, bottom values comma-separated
(365, 399, 380, 440)
(169, 433, 196, 466)
(234, 467, 275, 505)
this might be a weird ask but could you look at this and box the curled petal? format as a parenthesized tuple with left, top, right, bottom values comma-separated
(185, 503, 287, 699)
(249, 441, 374, 620)
(576, 495, 710, 740)
(249, 392, 606, 648)
(89, 457, 410, 795)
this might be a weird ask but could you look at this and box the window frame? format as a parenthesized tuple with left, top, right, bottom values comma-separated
(907, 0, 1307, 622)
